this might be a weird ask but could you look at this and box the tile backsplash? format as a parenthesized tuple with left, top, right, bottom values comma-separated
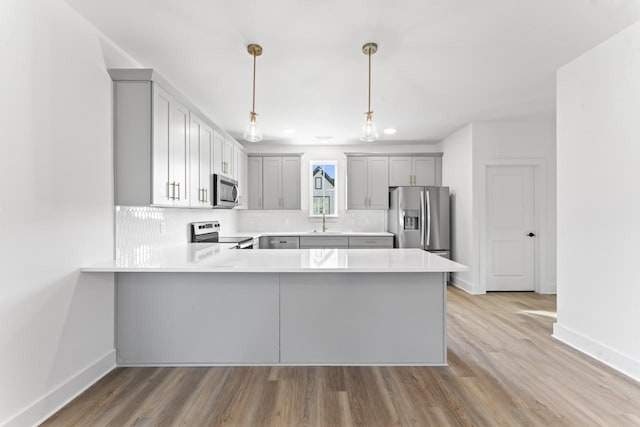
(237, 209, 386, 233)
(116, 206, 387, 258)
(115, 206, 238, 257)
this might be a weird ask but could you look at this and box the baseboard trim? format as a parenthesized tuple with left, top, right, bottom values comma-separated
(449, 276, 484, 295)
(553, 323, 640, 382)
(2, 350, 116, 427)
(540, 282, 557, 294)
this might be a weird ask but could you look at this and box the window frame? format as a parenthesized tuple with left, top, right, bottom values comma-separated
(309, 160, 338, 217)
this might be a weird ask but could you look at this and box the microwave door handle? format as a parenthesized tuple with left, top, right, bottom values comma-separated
(232, 184, 239, 205)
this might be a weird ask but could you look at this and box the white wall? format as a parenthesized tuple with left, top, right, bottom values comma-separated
(0, 0, 137, 425)
(554, 20, 640, 381)
(473, 119, 557, 294)
(238, 143, 441, 232)
(438, 125, 475, 291)
(439, 119, 557, 294)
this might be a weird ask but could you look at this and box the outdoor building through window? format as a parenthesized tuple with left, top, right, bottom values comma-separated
(311, 162, 337, 216)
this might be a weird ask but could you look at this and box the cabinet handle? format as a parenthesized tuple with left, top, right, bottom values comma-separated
(204, 188, 208, 203)
(169, 182, 176, 200)
(167, 182, 172, 200)
(198, 188, 202, 202)
(175, 182, 180, 200)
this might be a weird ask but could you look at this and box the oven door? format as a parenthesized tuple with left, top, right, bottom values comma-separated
(212, 174, 238, 208)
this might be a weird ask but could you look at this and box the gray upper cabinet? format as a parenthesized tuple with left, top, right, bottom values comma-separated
(110, 69, 246, 209)
(247, 157, 263, 209)
(250, 156, 301, 210)
(113, 80, 190, 207)
(188, 113, 213, 208)
(347, 156, 389, 210)
(389, 155, 442, 187)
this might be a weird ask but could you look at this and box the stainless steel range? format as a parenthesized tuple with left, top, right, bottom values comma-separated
(189, 221, 254, 249)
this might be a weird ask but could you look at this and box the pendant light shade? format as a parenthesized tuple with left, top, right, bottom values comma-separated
(244, 44, 263, 142)
(360, 42, 379, 142)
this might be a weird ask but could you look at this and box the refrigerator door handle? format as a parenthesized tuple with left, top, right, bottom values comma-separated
(426, 190, 431, 247)
(420, 190, 425, 248)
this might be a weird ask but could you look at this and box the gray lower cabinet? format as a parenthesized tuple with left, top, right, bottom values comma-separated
(348, 236, 393, 248)
(259, 236, 300, 249)
(300, 236, 349, 249)
(259, 235, 392, 249)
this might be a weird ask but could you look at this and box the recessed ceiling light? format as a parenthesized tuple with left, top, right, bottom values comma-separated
(282, 128, 295, 135)
(315, 136, 333, 140)
(383, 128, 397, 135)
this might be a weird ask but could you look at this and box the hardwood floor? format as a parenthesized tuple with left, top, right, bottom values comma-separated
(42, 287, 640, 427)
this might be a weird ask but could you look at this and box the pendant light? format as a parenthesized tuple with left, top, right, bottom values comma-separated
(360, 42, 379, 142)
(243, 44, 263, 142)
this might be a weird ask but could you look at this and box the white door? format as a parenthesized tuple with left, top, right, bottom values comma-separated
(485, 165, 535, 291)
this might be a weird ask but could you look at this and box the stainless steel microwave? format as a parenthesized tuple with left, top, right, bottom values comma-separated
(212, 174, 238, 208)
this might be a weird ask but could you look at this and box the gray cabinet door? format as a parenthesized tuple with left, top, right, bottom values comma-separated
(347, 157, 368, 209)
(262, 157, 282, 209)
(348, 236, 393, 248)
(188, 113, 212, 208)
(152, 85, 173, 206)
(367, 157, 389, 209)
(389, 156, 412, 187)
(281, 157, 301, 209)
(223, 138, 234, 177)
(247, 156, 263, 209)
(413, 156, 436, 186)
(170, 99, 190, 207)
(300, 236, 349, 249)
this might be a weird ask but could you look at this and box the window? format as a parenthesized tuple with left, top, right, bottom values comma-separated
(310, 161, 337, 216)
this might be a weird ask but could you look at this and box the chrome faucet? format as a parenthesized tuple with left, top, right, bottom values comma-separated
(322, 212, 328, 232)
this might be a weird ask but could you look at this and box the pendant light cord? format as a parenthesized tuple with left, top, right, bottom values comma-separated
(368, 49, 372, 113)
(252, 51, 256, 114)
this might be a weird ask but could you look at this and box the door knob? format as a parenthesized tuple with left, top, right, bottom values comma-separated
(527, 232, 536, 237)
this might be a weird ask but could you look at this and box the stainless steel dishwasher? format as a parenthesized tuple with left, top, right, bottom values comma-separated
(259, 236, 300, 249)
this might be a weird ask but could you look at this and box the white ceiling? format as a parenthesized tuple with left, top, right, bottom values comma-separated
(66, 0, 640, 145)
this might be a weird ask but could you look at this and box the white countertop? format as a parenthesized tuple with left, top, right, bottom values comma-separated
(83, 244, 467, 273)
(224, 231, 394, 238)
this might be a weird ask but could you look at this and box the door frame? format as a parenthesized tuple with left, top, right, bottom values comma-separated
(477, 158, 548, 293)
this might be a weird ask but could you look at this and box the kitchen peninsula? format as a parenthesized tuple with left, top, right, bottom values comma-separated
(84, 245, 466, 366)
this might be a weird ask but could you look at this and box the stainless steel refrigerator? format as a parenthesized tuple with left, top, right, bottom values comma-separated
(387, 186, 450, 259)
